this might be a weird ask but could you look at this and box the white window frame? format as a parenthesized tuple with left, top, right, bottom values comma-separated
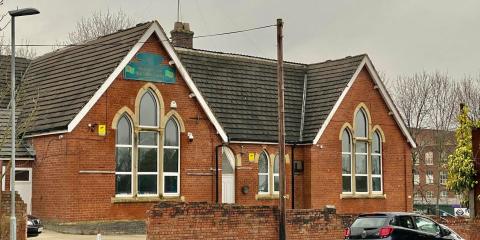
(440, 171, 447, 185)
(414, 171, 420, 185)
(426, 170, 434, 184)
(273, 155, 279, 194)
(425, 152, 433, 165)
(426, 191, 433, 199)
(163, 118, 180, 197)
(371, 131, 383, 194)
(115, 115, 134, 197)
(137, 131, 159, 197)
(440, 191, 448, 198)
(354, 139, 369, 194)
(138, 90, 159, 129)
(258, 151, 270, 194)
(342, 130, 353, 194)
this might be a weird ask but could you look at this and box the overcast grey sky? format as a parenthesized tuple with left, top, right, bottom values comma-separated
(2, 0, 480, 79)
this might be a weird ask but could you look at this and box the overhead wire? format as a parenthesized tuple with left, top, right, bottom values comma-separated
(0, 23, 277, 48)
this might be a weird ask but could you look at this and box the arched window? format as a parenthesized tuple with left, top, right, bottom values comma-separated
(163, 117, 180, 195)
(273, 155, 279, 193)
(355, 108, 367, 138)
(139, 90, 158, 127)
(115, 115, 133, 195)
(341, 129, 352, 193)
(371, 131, 382, 192)
(354, 108, 369, 193)
(258, 151, 269, 193)
(137, 90, 159, 195)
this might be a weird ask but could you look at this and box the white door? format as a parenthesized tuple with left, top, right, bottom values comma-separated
(15, 168, 32, 214)
(222, 147, 235, 204)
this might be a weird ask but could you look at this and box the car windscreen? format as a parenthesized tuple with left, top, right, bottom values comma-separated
(351, 216, 388, 228)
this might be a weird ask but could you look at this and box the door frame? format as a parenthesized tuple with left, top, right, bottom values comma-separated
(14, 167, 33, 214)
(222, 146, 236, 203)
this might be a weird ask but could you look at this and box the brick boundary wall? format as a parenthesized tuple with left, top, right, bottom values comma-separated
(0, 191, 27, 240)
(434, 217, 480, 240)
(146, 202, 345, 240)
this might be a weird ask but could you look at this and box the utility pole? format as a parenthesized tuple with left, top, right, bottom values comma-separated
(277, 18, 286, 240)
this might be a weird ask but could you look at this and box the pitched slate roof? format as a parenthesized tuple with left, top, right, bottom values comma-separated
(0, 109, 34, 158)
(18, 22, 153, 134)
(176, 48, 306, 142)
(176, 48, 366, 143)
(0, 55, 30, 108)
(302, 55, 366, 141)
(11, 21, 411, 146)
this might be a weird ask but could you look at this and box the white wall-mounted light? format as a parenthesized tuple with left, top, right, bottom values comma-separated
(187, 132, 194, 142)
(170, 101, 177, 109)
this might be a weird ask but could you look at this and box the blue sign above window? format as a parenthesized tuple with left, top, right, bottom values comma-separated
(124, 53, 176, 83)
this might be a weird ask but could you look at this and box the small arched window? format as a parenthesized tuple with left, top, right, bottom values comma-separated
(355, 108, 367, 138)
(139, 90, 158, 127)
(371, 131, 382, 192)
(163, 117, 180, 195)
(273, 155, 279, 193)
(115, 115, 133, 195)
(258, 151, 269, 193)
(341, 129, 352, 193)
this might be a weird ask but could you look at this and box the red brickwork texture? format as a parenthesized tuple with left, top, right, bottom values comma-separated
(434, 217, 480, 240)
(27, 30, 412, 223)
(146, 202, 344, 240)
(30, 34, 222, 222)
(0, 191, 27, 240)
(309, 68, 413, 212)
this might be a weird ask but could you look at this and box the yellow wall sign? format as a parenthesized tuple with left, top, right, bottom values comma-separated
(248, 153, 255, 161)
(98, 124, 106, 136)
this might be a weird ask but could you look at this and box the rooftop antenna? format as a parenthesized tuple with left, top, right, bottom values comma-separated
(177, 0, 180, 22)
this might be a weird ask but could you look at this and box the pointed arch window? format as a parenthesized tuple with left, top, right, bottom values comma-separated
(371, 131, 382, 193)
(114, 86, 185, 198)
(258, 151, 270, 193)
(115, 115, 133, 195)
(163, 117, 180, 195)
(273, 155, 279, 193)
(342, 129, 352, 193)
(340, 106, 384, 196)
(139, 90, 158, 127)
(137, 90, 160, 195)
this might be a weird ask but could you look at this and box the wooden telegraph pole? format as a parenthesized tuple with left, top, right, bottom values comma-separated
(277, 18, 286, 240)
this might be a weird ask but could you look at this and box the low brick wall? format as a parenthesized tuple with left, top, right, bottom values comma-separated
(438, 217, 480, 240)
(146, 202, 344, 240)
(0, 191, 27, 240)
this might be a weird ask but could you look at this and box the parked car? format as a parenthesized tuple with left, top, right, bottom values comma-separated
(27, 215, 43, 237)
(344, 212, 464, 239)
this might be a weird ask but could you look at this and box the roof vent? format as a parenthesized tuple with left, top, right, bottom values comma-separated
(170, 22, 194, 48)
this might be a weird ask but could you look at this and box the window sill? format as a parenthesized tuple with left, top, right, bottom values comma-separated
(111, 195, 184, 203)
(255, 193, 279, 200)
(340, 193, 386, 199)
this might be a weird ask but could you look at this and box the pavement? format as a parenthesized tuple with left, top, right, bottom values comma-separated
(30, 229, 146, 240)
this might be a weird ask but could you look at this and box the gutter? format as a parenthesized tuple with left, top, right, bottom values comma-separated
(215, 144, 223, 203)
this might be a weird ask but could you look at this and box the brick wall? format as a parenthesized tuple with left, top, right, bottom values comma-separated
(309, 67, 413, 213)
(0, 191, 27, 240)
(436, 217, 480, 240)
(30, 34, 222, 222)
(146, 202, 344, 240)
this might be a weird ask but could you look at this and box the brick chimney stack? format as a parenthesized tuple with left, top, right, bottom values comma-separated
(170, 22, 194, 48)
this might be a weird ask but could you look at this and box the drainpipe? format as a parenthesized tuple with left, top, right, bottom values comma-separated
(215, 144, 222, 203)
(291, 144, 296, 209)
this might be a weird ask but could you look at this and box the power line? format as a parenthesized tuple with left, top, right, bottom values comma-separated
(0, 23, 277, 48)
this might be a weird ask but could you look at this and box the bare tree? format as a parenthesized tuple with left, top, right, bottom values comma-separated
(67, 9, 135, 44)
(391, 71, 461, 216)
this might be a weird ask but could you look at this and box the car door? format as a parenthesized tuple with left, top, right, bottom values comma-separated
(413, 216, 446, 240)
(391, 215, 426, 240)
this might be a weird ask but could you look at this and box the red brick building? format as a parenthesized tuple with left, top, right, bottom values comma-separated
(0, 21, 415, 226)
